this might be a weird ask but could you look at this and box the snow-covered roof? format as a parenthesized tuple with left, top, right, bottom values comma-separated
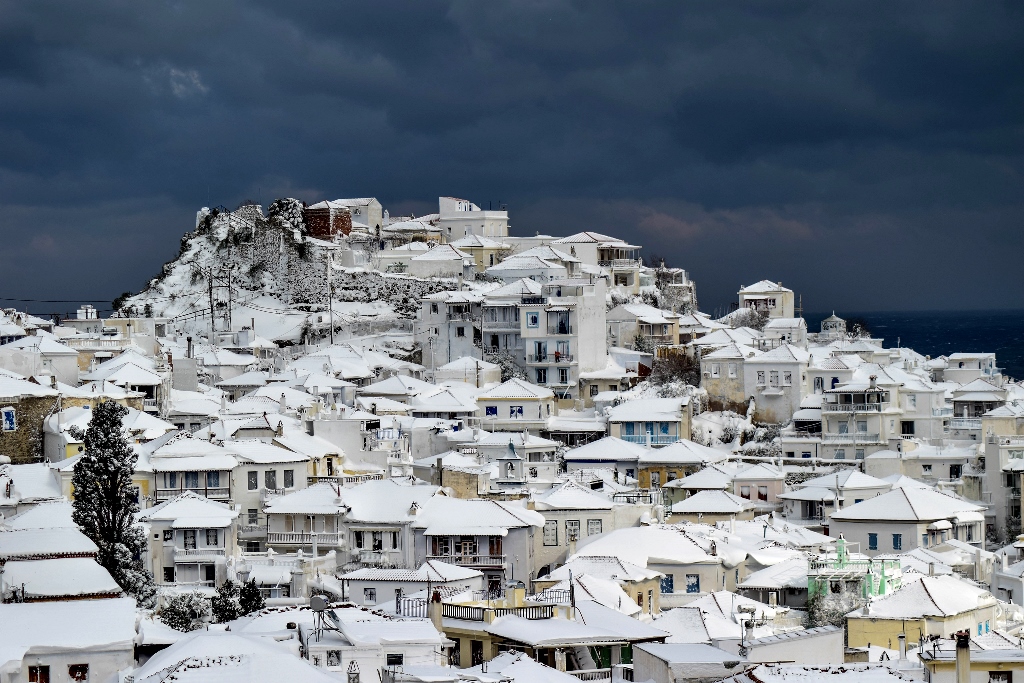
(830, 487, 984, 522)
(0, 374, 59, 399)
(848, 574, 994, 619)
(563, 436, 649, 463)
(0, 500, 75, 530)
(0, 527, 97, 560)
(737, 556, 809, 590)
(671, 490, 754, 515)
(668, 467, 733, 490)
(410, 244, 472, 261)
(533, 479, 614, 511)
(231, 439, 310, 464)
(413, 497, 544, 536)
(607, 397, 689, 422)
(340, 559, 482, 583)
(721, 664, 914, 683)
(2, 557, 121, 599)
(0, 463, 62, 503)
(640, 440, 728, 466)
(739, 280, 792, 294)
(573, 526, 729, 568)
(339, 480, 441, 523)
(0, 597, 137, 673)
(137, 490, 239, 526)
(264, 483, 347, 515)
(797, 469, 892, 491)
(478, 378, 554, 400)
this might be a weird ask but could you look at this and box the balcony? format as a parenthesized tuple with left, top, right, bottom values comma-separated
(823, 403, 883, 413)
(143, 398, 159, 411)
(528, 354, 549, 363)
(950, 418, 982, 430)
(1011, 488, 1021, 500)
(547, 324, 573, 335)
(621, 434, 680, 446)
(482, 319, 521, 330)
(552, 353, 574, 364)
(440, 602, 553, 621)
(175, 547, 226, 559)
(568, 670, 613, 681)
(823, 433, 881, 444)
(598, 259, 639, 269)
(933, 408, 954, 417)
(356, 549, 403, 567)
(447, 311, 476, 322)
(267, 531, 341, 546)
(156, 487, 230, 502)
(426, 553, 505, 567)
(306, 474, 383, 486)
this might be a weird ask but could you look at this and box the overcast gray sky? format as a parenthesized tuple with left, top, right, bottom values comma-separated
(1, 1, 1022, 315)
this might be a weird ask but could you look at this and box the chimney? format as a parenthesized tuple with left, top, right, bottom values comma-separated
(427, 589, 443, 633)
(279, 393, 287, 414)
(1004, 552, 1010, 571)
(744, 619, 755, 644)
(898, 633, 907, 663)
(869, 375, 877, 389)
(346, 660, 360, 683)
(554, 649, 567, 672)
(505, 581, 526, 608)
(928, 562, 935, 576)
(955, 630, 971, 683)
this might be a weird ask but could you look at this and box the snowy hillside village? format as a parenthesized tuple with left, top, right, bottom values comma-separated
(3, 196, 1024, 683)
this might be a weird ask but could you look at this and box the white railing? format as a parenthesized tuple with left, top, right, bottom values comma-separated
(950, 418, 982, 430)
(933, 408, 954, 416)
(482, 319, 520, 330)
(175, 547, 226, 558)
(426, 554, 505, 567)
(64, 337, 130, 349)
(621, 434, 680, 446)
(143, 398, 158, 410)
(267, 532, 341, 545)
(568, 669, 612, 681)
(822, 403, 883, 412)
(598, 259, 639, 269)
(822, 433, 880, 443)
(156, 487, 230, 501)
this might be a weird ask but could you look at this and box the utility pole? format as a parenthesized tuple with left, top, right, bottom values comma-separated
(326, 253, 334, 345)
(208, 272, 215, 337)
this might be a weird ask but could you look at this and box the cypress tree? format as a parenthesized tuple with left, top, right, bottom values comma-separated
(211, 578, 242, 623)
(239, 577, 266, 615)
(71, 400, 156, 607)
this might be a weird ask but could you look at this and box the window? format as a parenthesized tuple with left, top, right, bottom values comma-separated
(265, 470, 277, 489)
(867, 533, 878, 550)
(648, 589, 654, 612)
(163, 567, 174, 583)
(354, 531, 364, 549)
(686, 574, 700, 594)
(838, 423, 849, 434)
(184, 529, 196, 549)
(543, 520, 558, 545)
(770, 371, 779, 387)
(364, 587, 377, 603)
(661, 574, 674, 594)
(203, 564, 215, 582)
(536, 368, 547, 384)
(510, 406, 523, 418)
(284, 470, 294, 488)
(835, 449, 846, 460)
(566, 520, 581, 541)
(757, 486, 768, 501)
(892, 533, 902, 550)
(527, 312, 540, 328)
(908, 394, 917, 408)
(248, 509, 258, 525)
(456, 326, 465, 337)
(740, 485, 751, 499)
(990, 672, 1011, 683)
(372, 531, 383, 551)
(206, 471, 219, 488)
(386, 654, 404, 667)
(248, 471, 258, 490)
(559, 368, 569, 385)
(206, 529, 218, 545)
(163, 529, 173, 541)
(783, 372, 792, 386)
(327, 651, 342, 667)
(184, 472, 199, 489)
(430, 303, 438, 314)
(922, 464, 933, 474)
(922, 533, 929, 547)
(855, 449, 865, 460)
(814, 377, 824, 392)
(757, 371, 765, 386)
(728, 363, 738, 378)
(587, 519, 603, 536)
(856, 421, 867, 433)
(590, 384, 599, 397)
(29, 667, 49, 683)
(485, 405, 497, 416)
(711, 363, 720, 378)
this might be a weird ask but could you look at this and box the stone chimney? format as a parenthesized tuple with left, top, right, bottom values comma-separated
(955, 630, 971, 683)
(427, 589, 443, 633)
(869, 375, 878, 389)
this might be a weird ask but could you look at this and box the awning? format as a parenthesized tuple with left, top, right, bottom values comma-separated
(952, 511, 985, 524)
(927, 520, 953, 531)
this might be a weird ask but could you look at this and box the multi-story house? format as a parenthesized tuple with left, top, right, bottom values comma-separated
(416, 290, 483, 370)
(819, 375, 898, 462)
(700, 343, 762, 410)
(337, 479, 441, 570)
(484, 255, 567, 283)
(736, 280, 795, 319)
(480, 278, 535, 359)
(743, 343, 810, 423)
(950, 378, 1007, 442)
(550, 232, 642, 295)
(607, 397, 691, 448)
(980, 402, 1024, 540)
(476, 378, 556, 433)
(412, 497, 545, 593)
(229, 439, 312, 552)
(516, 278, 607, 402)
(264, 483, 347, 554)
(148, 434, 238, 504)
(437, 196, 509, 240)
(606, 303, 680, 349)
(943, 352, 1002, 385)
(139, 491, 239, 587)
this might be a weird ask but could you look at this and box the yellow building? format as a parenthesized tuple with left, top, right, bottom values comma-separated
(845, 575, 998, 648)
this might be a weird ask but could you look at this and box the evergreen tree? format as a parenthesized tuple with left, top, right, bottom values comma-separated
(160, 591, 212, 632)
(239, 577, 266, 615)
(71, 400, 156, 607)
(211, 579, 242, 623)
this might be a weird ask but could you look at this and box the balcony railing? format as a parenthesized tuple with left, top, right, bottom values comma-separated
(822, 433, 881, 444)
(482, 319, 520, 330)
(306, 474, 383, 486)
(621, 434, 680, 446)
(598, 259, 639, 269)
(933, 408, 954, 416)
(528, 354, 549, 363)
(547, 325, 573, 335)
(357, 549, 403, 567)
(175, 547, 226, 558)
(823, 403, 883, 412)
(568, 670, 612, 681)
(156, 487, 230, 502)
(426, 553, 505, 567)
(440, 602, 553, 621)
(951, 418, 982, 430)
(143, 398, 159, 411)
(552, 353, 574, 363)
(267, 531, 341, 545)
(447, 311, 476, 322)
(1010, 488, 1021, 500)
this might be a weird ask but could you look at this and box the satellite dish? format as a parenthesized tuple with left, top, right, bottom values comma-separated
(310, 595, 329, 612)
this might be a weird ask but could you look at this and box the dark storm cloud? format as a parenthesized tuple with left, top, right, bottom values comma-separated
(1, 0, 1022, 312)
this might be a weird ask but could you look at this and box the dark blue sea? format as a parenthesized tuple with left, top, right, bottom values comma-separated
(807, 310, 1024, 382)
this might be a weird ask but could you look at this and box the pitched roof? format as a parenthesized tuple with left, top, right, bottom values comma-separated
(671, 490, 755, 514)
(478, 377, 554, 400)
(848, 574, 994, 619)
(829, 487, 983, 522)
